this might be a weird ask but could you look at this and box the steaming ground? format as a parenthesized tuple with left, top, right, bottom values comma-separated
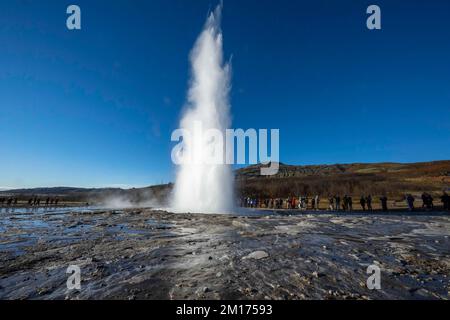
(0, 208, 449, 300)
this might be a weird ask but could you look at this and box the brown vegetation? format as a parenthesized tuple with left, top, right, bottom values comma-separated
(236, 160, 450, 199)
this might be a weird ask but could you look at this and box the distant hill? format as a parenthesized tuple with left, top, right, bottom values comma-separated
(2, 161, 449, 201)
(0, 184, 173, 204)
(235, 160, 450, 198)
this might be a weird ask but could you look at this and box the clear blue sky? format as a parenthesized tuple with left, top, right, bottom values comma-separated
(1, 0, 449, 189)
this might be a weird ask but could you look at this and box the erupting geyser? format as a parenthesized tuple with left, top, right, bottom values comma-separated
(171, 4, 234, 213)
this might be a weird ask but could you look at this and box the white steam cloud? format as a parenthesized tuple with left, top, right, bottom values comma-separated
(171, 4, 234, 213)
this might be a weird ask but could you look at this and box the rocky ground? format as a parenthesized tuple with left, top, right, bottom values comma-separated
(0, 208, 449, 300)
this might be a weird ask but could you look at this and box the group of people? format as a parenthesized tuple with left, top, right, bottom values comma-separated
(27, 197, 60, 207)
(405, 192, 450, 211)
(0, 196, 60, 207)
(0, 197, 18, 207)
(240, 191, 450, 212)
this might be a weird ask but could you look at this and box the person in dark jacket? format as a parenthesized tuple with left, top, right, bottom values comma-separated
(360, 196, 366, 211)
(406, 194, 415, 211)
(342, 195, 347, 211)
(335, 196, 341, 211)
(421, 192, 430, 209)
(366, 195, 373, 211)
(380, 195, 388, 211)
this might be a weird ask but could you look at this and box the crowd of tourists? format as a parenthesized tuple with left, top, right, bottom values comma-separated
(0, 196, 60, 208)
(240, 191, 450, 212)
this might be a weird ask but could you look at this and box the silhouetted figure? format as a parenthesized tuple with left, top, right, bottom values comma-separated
(360, 196, 366, 211)
(7, 198, 13, 206)
(380, 196, 388, 211)
(428, 194, 434, 210)
(421, 192, 434, 210)
(28, 198, 33, 206)
(366, 195, 373, 211)
(441, 192, 450, 211)
(348, 196, 353, 211)
(33, 197, 38, 206)
(37, 198, 41, 206)
(342, 195, 347, 211)
(46, 198, 50, 206)
(311, 197, 315, 210)
(406, 194, 415, 211)
(335, 196, 341, 211)
(421, 193, 428, 209)
(13, 198, 18, 206)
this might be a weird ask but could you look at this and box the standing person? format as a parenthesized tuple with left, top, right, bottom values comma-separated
(406, 194, 415, 211)
(428, 194, 434, 210)
(342, 195, 348, 211)
(13, 198, 18, 206)
(366, 195, 373, 211)
(380, 195, 388, 211)
(314, 195, 320, 211)
(348, 196, 353, 211)
(328, 196, 334, 211)
(360, 196, 366, 211)
(291, 197, 296, 210)
(421, 193, 428, 209)
(335, 195, 341, 211)
(311, 197, 315, 210)
(441, 191, 450, 210)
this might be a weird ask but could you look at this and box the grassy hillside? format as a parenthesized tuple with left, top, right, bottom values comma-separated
(236, 160, 450, 198)
(2, 161, 449, 202)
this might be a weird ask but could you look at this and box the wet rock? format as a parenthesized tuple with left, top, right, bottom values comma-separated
(242, 251, 269, 260)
